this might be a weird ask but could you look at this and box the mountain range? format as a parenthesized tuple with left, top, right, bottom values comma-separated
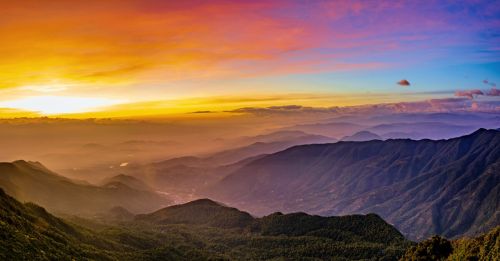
(2, 183, 496, 260)
(209, 129, 500, 240)
(114, 131, 335, 195)
(0, 187, 411, 260)
(0, 160, 171, 215)
(0, 129, 498, 242)
(280, 112, 500, 140)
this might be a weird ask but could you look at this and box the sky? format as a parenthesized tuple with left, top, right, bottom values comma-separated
(0, 0, 499, 117)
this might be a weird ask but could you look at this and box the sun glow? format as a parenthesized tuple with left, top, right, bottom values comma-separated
(0, 96, 123, 115)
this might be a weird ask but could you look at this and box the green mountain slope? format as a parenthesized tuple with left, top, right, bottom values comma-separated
(136, 199, 407, 247)
(0, 188, 114, 260)
(0, 188, 411, 260)
(401, 226, 499, 260)
(136, 198, 254, 229)
(255, 212, 405, 244)
(2, 175, 492, 260)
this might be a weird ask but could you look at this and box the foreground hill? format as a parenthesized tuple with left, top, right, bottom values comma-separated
(0, 188, 410, 260)
(1, 176, 497, 260)
(0, 160, 171, 215)
(136, 198, 255, 229)
(401, 226, 499, 260)
(210, 129, 500, 240)
(137, 199, 407, 246)
(0, 188, 114, 260)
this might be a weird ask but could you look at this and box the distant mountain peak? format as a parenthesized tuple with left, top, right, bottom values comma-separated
(12, 160, 46, 169)
(341, 130, 382, 141)
(447, 127, 499, 141)
(101, 174, 153, 192)
(470, 127, 496, 134)
(181, 198, 222, 206)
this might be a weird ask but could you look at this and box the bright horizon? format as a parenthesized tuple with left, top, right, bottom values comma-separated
(0, 2, 499, 259)
(0, 0, 499, 117)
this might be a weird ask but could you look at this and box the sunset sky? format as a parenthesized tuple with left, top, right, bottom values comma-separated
(0, 0, 499, 117)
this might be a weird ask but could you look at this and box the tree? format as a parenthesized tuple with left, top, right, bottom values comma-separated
(401, 236, 453, 261)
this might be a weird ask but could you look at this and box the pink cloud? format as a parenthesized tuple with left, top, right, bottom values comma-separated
(455, 89, 484, 99)
(487, 87, 500, 96)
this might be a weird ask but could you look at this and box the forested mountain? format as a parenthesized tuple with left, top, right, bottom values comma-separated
(0, 188, 411, 260)
(136, 198, 255, 229)
(137, 198, 407, 246)
(0, 188, 114, 260)
(401, 226, 499, 260)
(210, 129, 500, 240)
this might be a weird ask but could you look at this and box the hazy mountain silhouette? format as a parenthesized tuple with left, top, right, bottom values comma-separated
(237, 130, 335, 144)
(205, 133, 335, 165)
(367, 122, 477, 140)
(0, 160, 171, 215)
(341, 131, 382, 141)
(101, 174, 153, 192)
(122, 132, 334, 194)
(281, 122, 366, 138)
(279, 112, 500, 140)
(210, 129, 500, 240)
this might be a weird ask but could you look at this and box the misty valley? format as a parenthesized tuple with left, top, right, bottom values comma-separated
(0, 112, 499, 260)
(1, 1, 500, 259)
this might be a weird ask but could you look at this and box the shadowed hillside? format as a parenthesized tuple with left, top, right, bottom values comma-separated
(0, 188, 411, 260)
(210, 129, 500, 240)
(136, 198, 255, 229)
(0, 160, 171, 215)
(0, 188, 116, 260)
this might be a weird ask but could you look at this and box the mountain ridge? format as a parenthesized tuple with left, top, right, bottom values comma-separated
(0, 160, 171, 215)
(209, 128, 500, 240)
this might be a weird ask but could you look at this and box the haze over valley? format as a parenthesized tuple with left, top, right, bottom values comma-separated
(1, 0, 499, 260)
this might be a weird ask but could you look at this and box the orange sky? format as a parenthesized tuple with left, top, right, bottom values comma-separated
(0, 0, 498, 117)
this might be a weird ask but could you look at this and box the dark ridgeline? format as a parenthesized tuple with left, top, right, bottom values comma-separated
(210, 129, 500, 240)
(0, 188, 410, 260)
(136, 198, 406, 245)
(135, 198, 255, 229)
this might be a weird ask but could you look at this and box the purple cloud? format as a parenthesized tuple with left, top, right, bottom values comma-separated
(483, 79, 496, 87)
(455, 89, 484, 99)
(487, 87, 500, 96)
